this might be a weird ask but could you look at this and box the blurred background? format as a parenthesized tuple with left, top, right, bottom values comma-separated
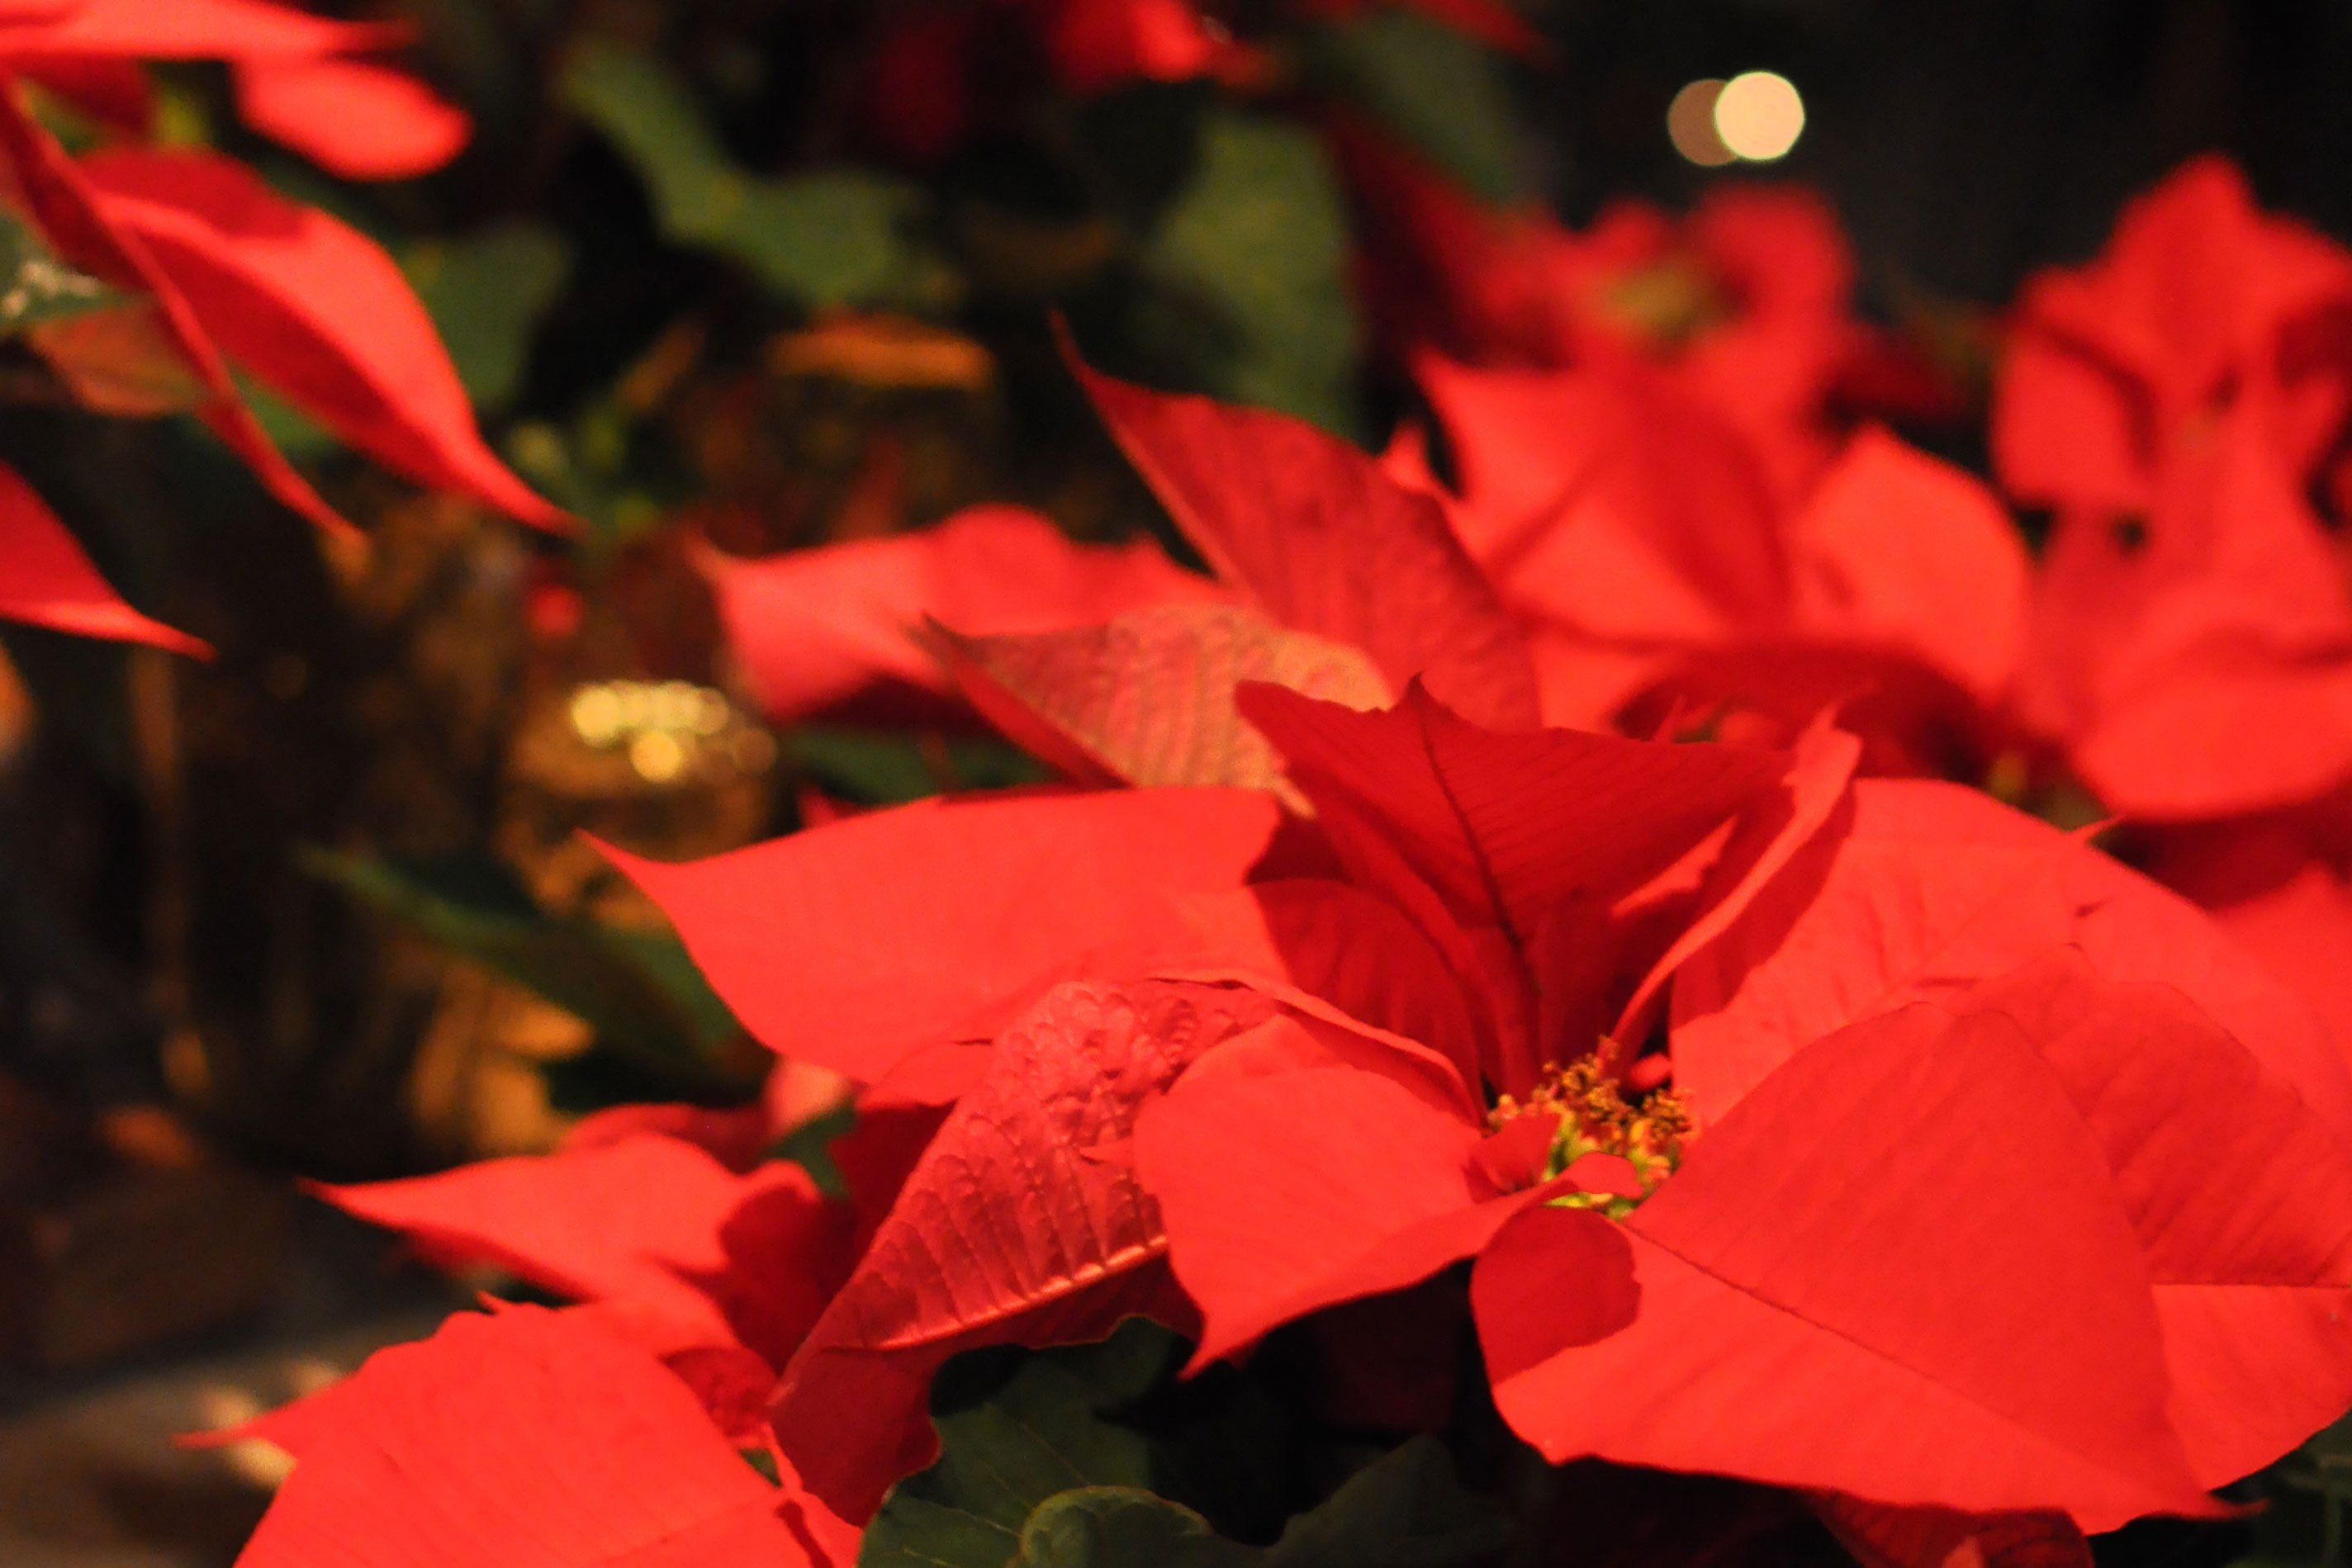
(2, 0, 2347, 1562)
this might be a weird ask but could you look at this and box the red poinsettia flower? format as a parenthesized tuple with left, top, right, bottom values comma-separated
(1131, 699, 2352, 1532)
(219, 1304, 859, 1568)
(0, 457, 205, 652)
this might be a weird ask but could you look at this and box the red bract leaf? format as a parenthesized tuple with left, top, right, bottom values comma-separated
(1487, 956, 2352, 1528)
(0, 92, 349, 535)
(1239, 682, 1786, 950)
(931, 603, 1391, 808)
(230, 55, 470, 180)
(226, 1305, 846, 1568)
(1036, 0, 1225, 93)
(770, 979, 1275, 1521)
(605, 788, 1279, 1087)
(1138, 1051, 1559, 1368)
(705, 505, 1227, 724)
(1670, 778, 2352, 1134)
(79, 149, 562, 529)
(0, 459, 206, 653)
(0, 0, 405, 59)
(12, 54, 151, 135)
(1785, 427, 2031, 703)
(321, 1135, 851, 1368)
(1067, 346, 1541, 730)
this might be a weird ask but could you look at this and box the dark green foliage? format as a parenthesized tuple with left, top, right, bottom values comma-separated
(302, 849, 758, 1106)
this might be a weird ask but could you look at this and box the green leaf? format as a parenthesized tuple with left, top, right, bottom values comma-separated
(0, 206, 121, 334)
(1136, 109, 1363, 438)
(864, 1322, 1508, 1568)
(403, 224, 572, 411)
(1259, 1438, 1512, 1568)
(561, 42, 946, 310)
(973, 1441, 1510, 1568)
(303, 849, 756, 1101)
(1307, 9, 1526, 206)
(1015, 1490, 1243, 1568)
(861, 1324, 1172, 1568)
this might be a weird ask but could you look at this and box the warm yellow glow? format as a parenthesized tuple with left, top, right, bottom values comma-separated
(1667, 79, 1734, 167)
(1714, 71, 1804, 162)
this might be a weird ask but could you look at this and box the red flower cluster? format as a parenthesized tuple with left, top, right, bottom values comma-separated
(220, 158, 2352, 1568)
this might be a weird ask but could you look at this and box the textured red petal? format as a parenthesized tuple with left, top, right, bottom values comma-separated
(1069, 346, 1541, 729)
(706, 506, 1226, 724)
(605, 787, 1278, 1086)
(228, 1305, 837, 1568)
(1671, 778, 2352, 1134)
(321, 1135, 851, 1367)
(231, 55, 471, 180)
(0, 459, 206, 653)
(0, 92, 351, 535)
(770, 980, 1271, 1520)
(79, 149, 560, 528)
(932, 603, 1391, 805)
(1489, 992, 2220, 1530)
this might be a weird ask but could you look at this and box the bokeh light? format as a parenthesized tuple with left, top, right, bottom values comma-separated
(1714, 71, 1805, 161)
(1667, 78, 1736, 166)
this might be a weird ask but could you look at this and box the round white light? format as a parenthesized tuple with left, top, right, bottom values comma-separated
(1714, 71, 1804, 162)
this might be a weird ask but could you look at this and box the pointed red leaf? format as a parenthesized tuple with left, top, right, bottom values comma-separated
(1670, 779, 2352, 1134)
(79, 149, 562, 528)
(932, 603, 1391, 808)
(0, 458, 206, 653)
(0, 91, 350, 535)
(226, 1305, 844, 1568)
(605, 787, 1278, 1087)
(321, 1134, 851, 1367)
(231, 55, 470, 180)
(1069, 347, 1541, 729)
(1487, 985, 2223, 1530)
(771, 979, 1276, 1520)
(1240, 682, 1788, 944)
(705, 505, 1227, 723)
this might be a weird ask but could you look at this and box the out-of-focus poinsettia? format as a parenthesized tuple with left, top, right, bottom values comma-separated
(1340, 130, 1962, 463)
(0, 8, 557, 538)
(1988, 158, 2352, 1082)
(1396, 354, 2035, 779)
(0, 0, 471, 178)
